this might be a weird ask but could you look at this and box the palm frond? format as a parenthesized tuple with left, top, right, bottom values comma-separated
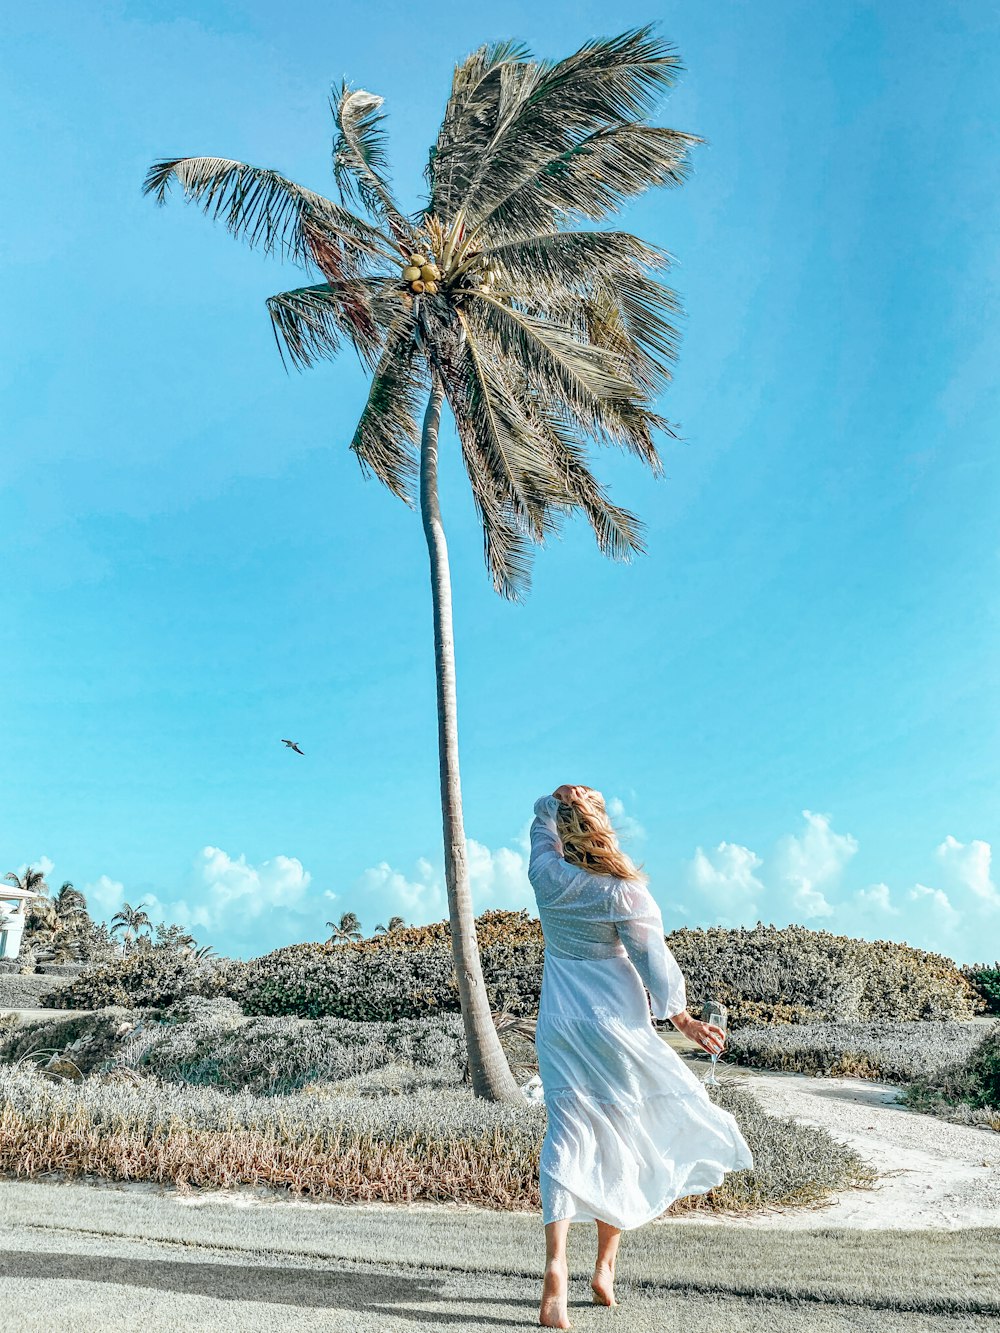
(267, 277, 400, 371)
(471, 123, 701, 246)
(350, 314, 425, 504)
(142, 157, 397, 269)
(426, 40, 535, 222)
(450, 28, 687, 237)
(531, 263, 683, 399)
(451, 430, 538, 602)
(588, 272, 683, 397)
(332, 85, 412, 246)
(484, 230, 666, 297)
(471, 293, 668, 473)
(524, 403, 648, 560)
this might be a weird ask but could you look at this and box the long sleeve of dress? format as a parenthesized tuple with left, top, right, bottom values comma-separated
(609, 880, 688, 1021)
(530, 794, 574, 883)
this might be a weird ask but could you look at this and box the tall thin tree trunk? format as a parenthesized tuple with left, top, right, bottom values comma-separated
(419, 377, 521, 1104)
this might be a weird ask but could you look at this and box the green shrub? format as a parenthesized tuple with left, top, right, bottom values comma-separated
(901, 1020, 1000, 1131)
(0, 974, 71, 1009)
(961, 963, 1000, 1015)
(40, 952, 239, 1011)
(1, 1001, 470, 1097)
(0, 1007, 156, 1077)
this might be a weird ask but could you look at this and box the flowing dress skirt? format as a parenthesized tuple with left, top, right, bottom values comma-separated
(535, 951, 754, 1229)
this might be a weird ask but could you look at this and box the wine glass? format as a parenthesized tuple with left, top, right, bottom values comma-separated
(700, 999, 727, 1086)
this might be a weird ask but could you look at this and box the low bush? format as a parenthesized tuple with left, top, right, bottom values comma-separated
(238, 917, 976, 1026)
(0, 974, 70, 1009)
(900, 1020, 1000, 1132)
(0, 1007, 155, 1077)
(135, 1003, 468, 1095)
(961, 963, 1000, 1016)
(724, 1020, 988, 1083)
(668, 923, 981, 1024)
(0, 1061, 873, 1214)
(42, 913, 979, 1028)
(0, 1001, 470, 1096)
(40, 951, 238, 1012)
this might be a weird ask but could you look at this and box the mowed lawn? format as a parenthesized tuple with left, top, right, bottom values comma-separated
(0, 1179, 996, 1332)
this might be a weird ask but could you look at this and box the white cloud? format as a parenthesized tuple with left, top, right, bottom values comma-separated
(606, 796, 646, 846)
(773, 810, 857, 920)
(357, 858, 446, 918)
(13, 855, 55, 882)
(357, 837, 533, 923)
(160, 847, 314, 947)
(195, 847, 311, 917)
(687, 842, 764, 922)
(79, 848, 316, 955)
(855, 882, 901, 915)
(466, 839, 532, 910)
(936, 836, 999, 909)
(82, 874, 130, 915)
(907, 882, 960, 925)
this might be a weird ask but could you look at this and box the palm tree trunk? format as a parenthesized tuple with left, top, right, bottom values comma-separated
(419, 377, 521, 1104)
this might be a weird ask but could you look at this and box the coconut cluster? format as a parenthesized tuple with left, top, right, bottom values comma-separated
(472, 254, 497, 291)
(401, 253, 440, 297)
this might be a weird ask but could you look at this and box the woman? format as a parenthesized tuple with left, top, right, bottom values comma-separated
(529, 784, 754, 1329)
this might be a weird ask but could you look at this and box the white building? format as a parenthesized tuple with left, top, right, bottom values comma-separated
(0, 886, 36, 959)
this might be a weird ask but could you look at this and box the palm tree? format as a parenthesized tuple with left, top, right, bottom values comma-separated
(4, 867, 49, 899)
(6, 867, 58, 945)
(53, 882, 88, 924)
(110, 902, 152, 954)
(326, 911, 363, 945)
(193, 944, 217, 962)
(144, 27, 699, 1101)
(374, 915, 408, 935)
(45, 937, 82, 964)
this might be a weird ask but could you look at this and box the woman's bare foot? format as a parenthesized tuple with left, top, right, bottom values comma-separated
(539, 1258, 571, 1328)
(590, 1260, 618, 1307)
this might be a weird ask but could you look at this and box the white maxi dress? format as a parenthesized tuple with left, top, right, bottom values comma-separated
(529, 794, 754, 1228)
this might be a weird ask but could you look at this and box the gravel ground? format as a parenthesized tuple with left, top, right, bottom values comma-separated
(2, 1178, 996, 1332)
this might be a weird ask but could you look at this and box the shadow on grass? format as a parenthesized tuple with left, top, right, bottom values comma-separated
(0, 1250, 532, 1327)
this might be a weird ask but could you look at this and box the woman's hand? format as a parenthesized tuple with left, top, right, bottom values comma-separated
(669, 1009, 726, 1057)
(552, 784, 600, 807)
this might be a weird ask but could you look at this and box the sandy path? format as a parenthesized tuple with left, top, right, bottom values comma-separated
(672, 1065, 1000, 1230)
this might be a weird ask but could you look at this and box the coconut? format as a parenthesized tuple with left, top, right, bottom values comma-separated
(402, 265, 422, 282)
(423, 280, 438, 295)
(420, 263, 440, 282)
(409, 254, 428, 267)
(411, 279, 426, 293)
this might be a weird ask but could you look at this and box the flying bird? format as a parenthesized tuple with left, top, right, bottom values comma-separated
(281, 739, 304, 755)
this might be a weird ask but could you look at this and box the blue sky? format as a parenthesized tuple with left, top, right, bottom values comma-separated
(2, 1, 997, 965)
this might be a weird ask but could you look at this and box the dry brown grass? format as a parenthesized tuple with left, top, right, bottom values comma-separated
(0, 1064, 874, 1216)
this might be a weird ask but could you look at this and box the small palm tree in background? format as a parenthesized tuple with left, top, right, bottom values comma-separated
(4, 867, 49, 899)
(5, 867, 58, 946)
(374, 915, 408, 935)
(193, 944, 217, 962)
(326, 911, 363, 945)
(144, 26, 699, 1101)
(110, 902, 153, 955)
(53, 882, 88, 925)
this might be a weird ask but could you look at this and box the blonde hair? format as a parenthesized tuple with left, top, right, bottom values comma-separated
(555, 794, 648, 885)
